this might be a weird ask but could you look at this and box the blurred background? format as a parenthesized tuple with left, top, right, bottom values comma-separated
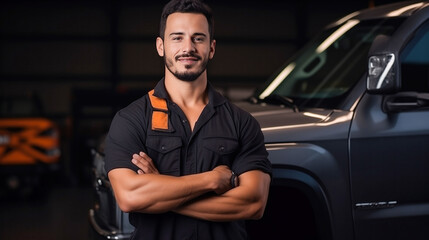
(0, 0, 404, 239)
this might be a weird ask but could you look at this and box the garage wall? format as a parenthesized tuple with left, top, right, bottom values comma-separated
(0, 0, 374, 112)
(1, 0, 397, 183)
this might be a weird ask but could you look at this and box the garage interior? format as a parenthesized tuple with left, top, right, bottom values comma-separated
(0, 0, 402, 239)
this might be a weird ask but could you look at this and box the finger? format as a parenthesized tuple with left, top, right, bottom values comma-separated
(138, 152, 158, 172)
(132, 155, 148, 171)
(131, 158, 144, 169)
(132, 153, 143, 162)
(132, 155, 156, 174)
(140, 152, 153, 163)
(134, 152, 159, 174)
(133, 153, 151, 165)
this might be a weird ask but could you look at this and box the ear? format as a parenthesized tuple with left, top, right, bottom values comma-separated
(156, 37, 164, 57)
(209, 39, 216, 59)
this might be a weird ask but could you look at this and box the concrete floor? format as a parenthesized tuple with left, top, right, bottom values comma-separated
(0, 185, 94, 240)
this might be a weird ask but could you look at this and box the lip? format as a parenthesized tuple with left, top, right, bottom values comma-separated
(177, 57, 199, 66)
(178, 56, 198, 61)
(179, 57, 197, 60)
(176, 54, 200, 62)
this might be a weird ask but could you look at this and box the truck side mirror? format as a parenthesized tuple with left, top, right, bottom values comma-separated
(366, 34, 400, 94)
(367, 53, 399, 93)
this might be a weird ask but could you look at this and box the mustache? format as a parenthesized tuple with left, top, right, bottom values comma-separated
(175, 53, 201, 61)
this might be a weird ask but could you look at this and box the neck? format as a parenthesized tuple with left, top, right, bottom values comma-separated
(164, 70, 209, 107)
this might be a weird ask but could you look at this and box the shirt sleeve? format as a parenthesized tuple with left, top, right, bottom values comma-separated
(231, 106, 272, 177)
(104, 99, 148, 174)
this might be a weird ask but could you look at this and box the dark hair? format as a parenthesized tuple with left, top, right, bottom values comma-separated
(159, 0, 214, 40)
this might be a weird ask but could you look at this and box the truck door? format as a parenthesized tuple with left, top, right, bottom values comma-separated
(349, 21, 429, 240)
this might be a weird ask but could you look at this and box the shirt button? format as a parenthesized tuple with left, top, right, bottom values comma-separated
(161, 145, 166, 151)
(182, 119, 187, 124)
(218, 146, 225, 152)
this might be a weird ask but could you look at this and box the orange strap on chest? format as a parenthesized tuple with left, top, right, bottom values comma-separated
(148, 89, 169, 131)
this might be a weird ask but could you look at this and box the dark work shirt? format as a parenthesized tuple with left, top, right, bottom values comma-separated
(105, 79, 271, 240)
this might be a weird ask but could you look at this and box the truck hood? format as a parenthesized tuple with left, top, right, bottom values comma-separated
(235, 101, 353, 142)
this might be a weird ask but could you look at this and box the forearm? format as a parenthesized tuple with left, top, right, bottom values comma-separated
(174, 171, 271, 221)
(109, 168, 221, 213)
(175, 188, 261, 221)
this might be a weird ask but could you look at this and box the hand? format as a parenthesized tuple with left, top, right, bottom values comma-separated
(131, 152, 159, 175)
(211, 165, 233, 195)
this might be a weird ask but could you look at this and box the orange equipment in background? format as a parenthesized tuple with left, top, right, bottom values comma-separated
(0, 118, 60, 165)
(0, 93, 61, 197)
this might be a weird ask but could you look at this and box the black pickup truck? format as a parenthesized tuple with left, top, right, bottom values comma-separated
(90, 1, 429, 239)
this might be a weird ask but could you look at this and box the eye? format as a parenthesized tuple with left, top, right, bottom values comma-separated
(193, 36, 205, 42)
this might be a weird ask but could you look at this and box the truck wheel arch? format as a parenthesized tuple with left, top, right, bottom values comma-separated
(249, 167, 333, 240)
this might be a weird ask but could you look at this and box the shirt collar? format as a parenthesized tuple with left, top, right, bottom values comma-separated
(152, 78, 227, 108)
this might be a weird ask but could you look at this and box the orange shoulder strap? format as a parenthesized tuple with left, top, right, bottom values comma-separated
(148, 89, 169, 131)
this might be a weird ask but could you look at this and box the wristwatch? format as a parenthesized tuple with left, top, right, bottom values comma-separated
(230, 171, 239, 188)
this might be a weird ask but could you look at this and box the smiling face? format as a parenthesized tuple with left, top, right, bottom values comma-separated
(156, 12, 216, 82)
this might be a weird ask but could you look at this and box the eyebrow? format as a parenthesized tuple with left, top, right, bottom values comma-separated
(169, 32, 207, 37)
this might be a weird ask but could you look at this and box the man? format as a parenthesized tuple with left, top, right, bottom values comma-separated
(104, 0, 272, 239)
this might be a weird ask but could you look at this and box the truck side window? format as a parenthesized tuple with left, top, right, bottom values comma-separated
(400, 21, 429, 93)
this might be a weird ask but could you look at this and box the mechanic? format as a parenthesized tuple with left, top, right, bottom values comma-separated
(104, 0, 272, 239)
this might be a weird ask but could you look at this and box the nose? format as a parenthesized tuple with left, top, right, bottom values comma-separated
(182, 37, 196, 53)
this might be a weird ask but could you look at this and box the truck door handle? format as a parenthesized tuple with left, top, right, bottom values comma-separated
(383, 91, 429, 112)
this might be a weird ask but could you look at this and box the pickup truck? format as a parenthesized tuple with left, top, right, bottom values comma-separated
(89, 1, 429, 239)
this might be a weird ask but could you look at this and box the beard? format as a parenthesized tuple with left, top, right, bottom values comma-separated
(164, 53, 209, 82)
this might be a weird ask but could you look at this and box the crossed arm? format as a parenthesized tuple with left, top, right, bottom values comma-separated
(108, 152, 271, 221)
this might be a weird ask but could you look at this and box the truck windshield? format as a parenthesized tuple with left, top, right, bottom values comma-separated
(255, 18, 405, 109)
